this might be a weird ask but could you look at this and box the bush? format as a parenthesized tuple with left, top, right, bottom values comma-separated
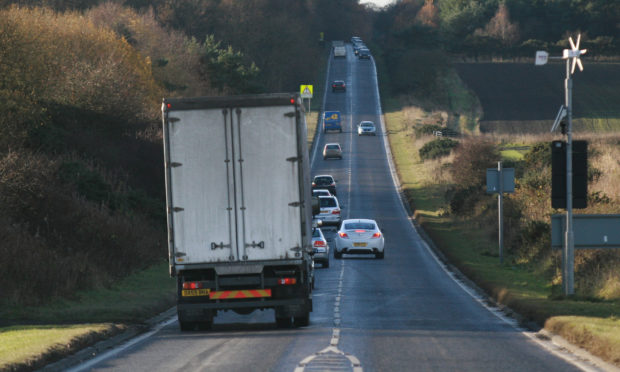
(419, 138, 459, 160)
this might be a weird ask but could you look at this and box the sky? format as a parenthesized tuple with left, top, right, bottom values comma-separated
(360, 0, 395, 8)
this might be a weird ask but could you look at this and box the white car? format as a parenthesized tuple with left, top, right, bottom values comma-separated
(357, 121, 376, 136)
(334, 219, 384, 259)
(312, 189, 332, 197)
(315, 196, 341, 226)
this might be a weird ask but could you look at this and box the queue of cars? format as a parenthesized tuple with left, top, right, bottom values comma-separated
(310, 36, 383, 269)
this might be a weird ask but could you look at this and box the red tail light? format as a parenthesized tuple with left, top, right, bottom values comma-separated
(372, 232, 382, 238)
(183, 281, 203, 289)
(313, 240, 326, 247)
(332, 209, 340, 215)
(339, 232, 348, 238)
(355, 229, 366, 233)
(312, 182, 316, 187)
(278, 277, 297, 285)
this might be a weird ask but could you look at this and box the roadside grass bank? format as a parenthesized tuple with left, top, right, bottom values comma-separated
(0, 263, 176, 371)
(0, 114, 320, 372)
(384, 107, 620, 367)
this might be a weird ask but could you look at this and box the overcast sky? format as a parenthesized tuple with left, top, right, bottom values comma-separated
(360, 0, 395, 8)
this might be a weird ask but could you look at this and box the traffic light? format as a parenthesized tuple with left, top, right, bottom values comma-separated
(551, 141, 587, 209)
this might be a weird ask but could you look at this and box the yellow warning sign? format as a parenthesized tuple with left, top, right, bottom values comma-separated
(300, 84, 313, 99)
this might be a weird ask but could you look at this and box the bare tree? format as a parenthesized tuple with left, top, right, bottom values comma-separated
(484, 3, 519, 46)
(415, 0, 439, 28)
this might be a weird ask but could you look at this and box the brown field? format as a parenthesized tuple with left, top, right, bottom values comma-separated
(454, 62, 620, 133)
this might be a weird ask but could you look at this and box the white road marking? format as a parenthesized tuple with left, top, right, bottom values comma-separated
(66, 317, 177, 372)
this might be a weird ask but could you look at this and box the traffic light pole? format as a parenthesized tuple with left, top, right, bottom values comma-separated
(564, 58, 575, 296)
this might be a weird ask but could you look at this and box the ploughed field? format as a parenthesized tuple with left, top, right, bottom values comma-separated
(455, 62, 620, 133)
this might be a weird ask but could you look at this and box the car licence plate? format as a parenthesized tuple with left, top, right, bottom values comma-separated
(182, 289, 210, 297)
(353, 242, 367, 247)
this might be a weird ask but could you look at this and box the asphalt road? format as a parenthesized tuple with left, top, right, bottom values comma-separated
(68, 45, 592, 372)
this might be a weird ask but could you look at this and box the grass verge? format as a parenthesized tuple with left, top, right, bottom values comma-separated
(0, 262, 175, 370)
(384, 107, 620, 367)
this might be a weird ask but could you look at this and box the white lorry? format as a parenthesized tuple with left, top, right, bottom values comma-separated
(334, 45, 347, 58)
(162, 94, 316, 330)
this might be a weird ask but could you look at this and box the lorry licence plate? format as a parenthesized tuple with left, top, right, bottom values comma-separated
(182, 289, 210, 297)
(353, 242, 367, 247)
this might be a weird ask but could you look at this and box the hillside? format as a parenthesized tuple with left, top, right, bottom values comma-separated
(455, 62, 620, 133)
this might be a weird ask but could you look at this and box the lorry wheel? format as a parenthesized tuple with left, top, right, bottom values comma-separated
(294, 312, 310, 327)
(179, 321, 195, 331)
(197, 320, 213, 331)
(276, 316, 292, 328)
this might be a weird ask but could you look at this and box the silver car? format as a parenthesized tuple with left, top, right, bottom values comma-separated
(312, 227, 330, 268)
(316, 195, 341, 226)
(357, 121, 376, 136)
(334, 219, 384, 259)
(323, 143, 343, 160)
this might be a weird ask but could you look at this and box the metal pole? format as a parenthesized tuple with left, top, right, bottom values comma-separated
(564, 59, 575, 295)
(498, 161, 504, 264)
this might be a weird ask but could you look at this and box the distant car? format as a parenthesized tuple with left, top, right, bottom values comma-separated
(312, 227, 330, 268)
(334, 46, 346, 58)
(312, 175, 337, 196)
(358, 48, 371, 59)
(316, 196, 341, 226)
(351, 36, 362, 44)
(333, 219, 384, 259)
(357, 121, 377, 136)
(323, 143, 343, 160)
(332, 80, 346, 92)
(312, 189, 332, 197)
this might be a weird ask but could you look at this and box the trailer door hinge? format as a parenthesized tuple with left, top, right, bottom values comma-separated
(286, 156, 301, 162)
(284, 112, 295, 118)
(170, 162, 182, 167)
(245, 241, 265, 249)
(288, 202, 302, 207)
(168, 117, 180, 123)
(175, 252, 186, 257)
(173, 207, 184, 212)
(211, 242, 231, 250)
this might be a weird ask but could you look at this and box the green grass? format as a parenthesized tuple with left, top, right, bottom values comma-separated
(0, 324, 117, 369)
(385, 105, 620, 367)
(0, 263, 175, 370)
(1, 262, 176, 324)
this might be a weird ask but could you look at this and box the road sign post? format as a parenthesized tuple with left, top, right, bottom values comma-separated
(300, 84, 313, 115)
(536, 34, 586, 296)
(486, 162, 515, 263)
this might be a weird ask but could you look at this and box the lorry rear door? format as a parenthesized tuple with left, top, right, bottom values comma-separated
(165, 108, 239, 263)
(231, 105, 304, 261)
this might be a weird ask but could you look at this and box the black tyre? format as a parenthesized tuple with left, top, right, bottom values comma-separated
(293, 312, 310, 327)
(375, 251, 384, 259)
(276, 316, 292, 328)
(324, 259, 330, 268)
(334, 250, 342, 259)
(179, 321, 195, 331)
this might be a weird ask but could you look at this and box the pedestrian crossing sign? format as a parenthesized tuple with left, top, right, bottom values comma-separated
(300, 85, 313, 99)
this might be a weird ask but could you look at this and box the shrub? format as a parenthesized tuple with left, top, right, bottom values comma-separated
(419, 138, 459, 160)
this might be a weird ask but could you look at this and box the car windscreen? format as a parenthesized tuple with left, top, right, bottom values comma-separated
(326, 145, 340, 150)
(361, 123, 374, 127)
(312, 229, 321, 238)
(315, 177, 333, 185)
(319, 198, 337, 208)
(344, 222, 375, 230)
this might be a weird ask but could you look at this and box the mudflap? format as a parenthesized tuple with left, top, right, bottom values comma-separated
(177, 307, 214, 331)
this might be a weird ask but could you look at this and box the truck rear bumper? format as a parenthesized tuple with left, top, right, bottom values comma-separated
(178, 297, 310, 311)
